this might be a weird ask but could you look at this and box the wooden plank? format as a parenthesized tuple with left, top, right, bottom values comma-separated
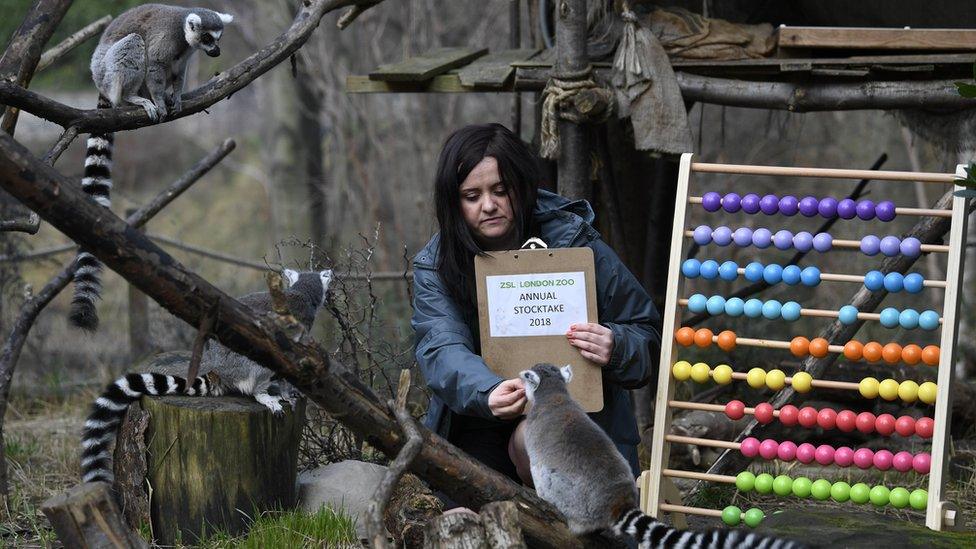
(778, 27, 976, 51)
(457, 48, 540, 88)
(368, 47, 487, 82)
(347, 74, 469, 93)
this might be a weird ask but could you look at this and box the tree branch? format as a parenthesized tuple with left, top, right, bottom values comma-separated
(0, 212, 39, 234)
(35, 15, 112, 73)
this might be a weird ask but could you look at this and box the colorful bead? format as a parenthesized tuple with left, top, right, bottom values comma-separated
(690, 362, 711, 383)
(797, 408, 818, 429)
(880, 236, 901, 257)
(799, 196, 819, 217)
(916, 417, 934, 438)
(838, 305, 859, 325)
(733, 227, 754, 247)
(919, 310, 940, 331)
(796, 443, 816, 463)
(810, 479, 832, 500)
(725, 297, 745, 317)
(763, 264, 784, 284)
(855, 412, 876, 433)
(743, 508, 764, 528)
(675, 327, 695, 346)
(892, 451, 914, 473)
(863, 270, 884, 291)
(687, 294, 707, 313)
(725, 400, 746, 420)
(759, 439, 779, 460)
(735, 471, 756, 492)
(721, 505, 742, 526)
(791, 371, 813, 393)
(875, 414, 896, 436)
(681, 259, 701, 278)
(817, 408, 837, 430)
(765, 369, 786, 390)
(856, 199, 876, 220)
(789, 336, 810, 357)
(889, 487, 910, 509)
(752, 228, 772, 248)
(741, 193, 761, 214)
(879, 307, 900, 328)
(837, 198, 857, 219)
(792, 477, 813, 498)
(712, 226, 733, 246)
(860, 235, 881, 255)
(746, 368, 766, 388)
(754, 402, 774, 424)
(836, 410, 857, 432)
(759, 194, 779, 215)
(844, 340, 864, 360)
(782, 265, 802, 285)
(898, 380, 920, 402)
(706, 295, 727, 315)
(779, 405, 799, 426)
(913, 453, 932, 474)
(862, 342, 883, 362)
(921, 346, 940, 366)
(740, 437, 760, 457)
(818, 197, 838, 218)
(694, 328, 713, 348)
(719, 261, 738, 281)
(723, 192, 742, 213)
(700, 260, 719, 279)
(693, 225, 712, 245)
(775, 300, 804, 320)
(850, 483, 871, 504)
(878, 379, 900, 400)
(773, 475, 794, 496)
(869, 485, 890, 507)
(754, 473, 774, 493)
(777, 441, 797, 461)
(875, 200, 896, 221)
(834, 446, 854, 467)
(815, 444, 835, 465)
(900, 237, 922, 257)
(873, 449, 894, 471)
(904, 273, 925, 293)
(883, 272, 904, 292)
(671, 361, 692, 380)
(773, 229, 794, 250)
(792, 230, 814, 252)
(808, 338, 829, 358)
(717, 332, 737, 352)
(743, 298, 763, 318)
(800, 266, 821, 286)
(859, 377, 880, 399)
(813, 232, 833, 252)
(831, 481, 852, 502)
(910, 489, 928, 510)
(853, 448, 875, 469)
(779, 195, 799, 216)
(744, 261, 764, 281)
(701, 192, 722, 212)
(882, 343, 903, 364)
(761, 299, 782, 320)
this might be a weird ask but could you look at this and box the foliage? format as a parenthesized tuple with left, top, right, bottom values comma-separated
(954, 162, 976, 198)
(955, 63, 976, 99)
(195, 506, 358, 549)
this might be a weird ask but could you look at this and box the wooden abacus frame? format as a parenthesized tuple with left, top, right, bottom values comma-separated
(639, 153, 970, 531)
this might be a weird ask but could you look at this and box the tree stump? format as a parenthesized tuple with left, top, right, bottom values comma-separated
(143, 395, 306, 544)
(41, 482, 148, 549)
(423, 512, 487, 549)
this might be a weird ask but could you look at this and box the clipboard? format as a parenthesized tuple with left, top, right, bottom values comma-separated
(474, 239, 603, 412)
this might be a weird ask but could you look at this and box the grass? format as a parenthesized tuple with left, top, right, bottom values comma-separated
(194, 507, 358, 549)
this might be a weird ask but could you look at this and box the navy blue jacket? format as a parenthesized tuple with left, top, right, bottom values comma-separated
(411, 190, 661, 474)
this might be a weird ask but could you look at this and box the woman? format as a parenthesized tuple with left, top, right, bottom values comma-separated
(411, 123, 660, 491)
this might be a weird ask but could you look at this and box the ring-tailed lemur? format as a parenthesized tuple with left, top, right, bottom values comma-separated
(81, 269, 332, 484)
(519, 363, 805, 549)
(71, 4, 233, 330)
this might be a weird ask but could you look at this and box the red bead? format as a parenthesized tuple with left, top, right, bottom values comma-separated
(754, 403, 775, 424)
(817, 408, 838, 430)
(895, 415, 916, 437)
(815, 444, 836, 465)
(796, 443, 816, 464)
(892, 451, 914, 472)
(875, 413, 896, 436)
(725, 400, 746, 420)
(740, 437, 760, 457)
(798, 406, 819, 428)
(778, 405, 799, 426)
(914, 453, 932, 474)
(916, 417, 935, 438)
(855, 412, 876, 434)
(834, 446, 854, 467)
(873, 449, 894, 470)
(759, 439, 779, 460)
(835, 410, 857, 432)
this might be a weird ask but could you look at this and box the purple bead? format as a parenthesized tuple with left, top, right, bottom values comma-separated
(752, 228, 773, 248)
(792, 231, 814, 252)
(875, 200, 896, 222)
(759, 194, 779, 215)
(712, 226, 733, 246)
(722, 193, 742, 213)
(880, 236, 901, 257)
(799, 196, 820, 217)
(813, 232, 833, 252)
(693, 225, 712, 245)
(779, 195, 799, 216)
(856, 200, 876, 220)
(733, 227, 754, 247)
(818, 197, 839, 218)
(701, 192, 722, 212)
(860, 235, 881, 256)
(837, 198, 857, 219)
(900, 237, 921, 257)
(773, 229, 794, 250)
(741, 193, 761, 214)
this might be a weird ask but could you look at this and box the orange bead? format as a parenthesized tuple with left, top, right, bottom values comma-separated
(694, 328, 714, 348)
(901, 344, 922, 366)
(882, 343, 903, 365)
(862, 342, 883, 363)
(921, 345, 941, 366)
(790, 336, 810, 357)
(717, 330, 737, 352)
(675, 327, 696, 347)
(843, 340, 864, 361)
(809, 338, 829, 358)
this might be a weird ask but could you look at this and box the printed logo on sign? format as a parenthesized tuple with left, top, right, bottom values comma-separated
(486, 271, 588, 337)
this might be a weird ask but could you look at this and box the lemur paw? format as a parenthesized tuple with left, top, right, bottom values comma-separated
(254, 393, 285, 416)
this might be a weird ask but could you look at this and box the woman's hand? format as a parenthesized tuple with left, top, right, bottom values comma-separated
(488, 378, 526, 419)
(567, 323, 615, 365)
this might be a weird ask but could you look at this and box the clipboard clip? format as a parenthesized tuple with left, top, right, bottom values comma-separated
(520, 237, 548, 250)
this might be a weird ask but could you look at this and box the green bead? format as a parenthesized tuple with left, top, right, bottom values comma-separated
(869, 485, 890, 507)
(743, 508, 765, 528)
(791, 477, 813, 498)
(811, 479, 832, 501)
(773, 475, 793, 496)
(909, 489, 928, 510)
(850, 483, 871, 504)
(735, 471, 756, 492)
(754, 473, 774, 494)
(722, 505, 742, 526)
(889, 487, 910, 509)
(830, 481, 851, 502)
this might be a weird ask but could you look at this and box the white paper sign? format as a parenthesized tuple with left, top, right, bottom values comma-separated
(486, 271, 588, 337)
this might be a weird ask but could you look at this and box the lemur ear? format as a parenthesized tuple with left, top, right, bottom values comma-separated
(217, 12, 234, 24)
(519, 370, 540, 386)
(560, 364, 573, 383)
(319, 269, 333, 293)
(186, 13, 201, 31)
(283, 269, 300, 287)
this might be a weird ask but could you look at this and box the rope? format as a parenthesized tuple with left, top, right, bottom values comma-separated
(539, 66, 611, 160)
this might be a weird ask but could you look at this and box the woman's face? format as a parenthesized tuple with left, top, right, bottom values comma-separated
(459, 156, 516, 250)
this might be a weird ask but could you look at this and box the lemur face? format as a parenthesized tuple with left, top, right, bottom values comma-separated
(283, 269, 333, 308)
(518, 363, 573, 402)
(184, 11, 233, 57)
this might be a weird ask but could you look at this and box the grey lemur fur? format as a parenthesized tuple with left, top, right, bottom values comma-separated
(70, 5, 232, 330)
(519, 363, 804, 548)
(80, 269, 332, 484)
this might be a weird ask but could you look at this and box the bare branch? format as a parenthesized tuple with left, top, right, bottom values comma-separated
(42, 125, 78, 165)
(338, 0, 384, 30)
(0, 212, 38, 234)
(0, 242, 75, 263)
(35, 15, 112, 73)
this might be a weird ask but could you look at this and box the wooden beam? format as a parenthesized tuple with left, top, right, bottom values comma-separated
(554, 0, 590, 201)
(368, 47, 488, 82)
(778, 27, 976, 51)
(458, 48, 540, 89)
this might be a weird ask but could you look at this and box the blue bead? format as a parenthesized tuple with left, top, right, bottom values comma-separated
(719, 261, 739, 281)
(681, 259, 701, 278)
(706, 295, 727, 315)
(762, 300, 783, 320)
(904, 273, 924, 294)
(879, 307, 900, 328)
(687, 294, 707, 313)
(693, 225, 713, 245)
(884, 273, 905, 293)
(899, 309, 920, 330)
(782, 265, 802, 285)
(919, 310, 940, 331)
(744, 262, 765, 282)
(712, 226, 733, 246)
(781, 301, 802, 321)
(863, 270, 885, 291)
(800, 266, 821, 286)
(700, 260, 720, 280)
(744, 299, 764, 318)
(752, 228, 773, 249)
(763, 264, 784, 284)
(725, 297, 745, 317)
(838, 305, 859, 325)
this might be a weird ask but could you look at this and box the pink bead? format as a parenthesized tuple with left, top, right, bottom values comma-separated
(895, 416, 916, 437)
(759, 439, 780, 460)
(874, 449, 894, 470)
(834, 446, 854, 467)
(798, 407, 818, 428)
(796, 443, 817, 464)
(892, 451, 914, 472)
(725, 400, 745, 420)
(754, 403, 775, 424)
(779, 405, 799, 426)
(817, 408, 838, 430)
(836, 410, 857, 432)
(856, 412, 876, 434)
(815, 444, 836, 465)
(916, 417, 934, 439)
(914, 452, 932, 474)
(777, 440, 798, 461)
(875, 414, 896, 436)
(853, 448, 875, 469)
(740, 437, 760, 457)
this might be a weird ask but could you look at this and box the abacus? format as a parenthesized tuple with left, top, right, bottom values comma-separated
(639, 154, 969, 531)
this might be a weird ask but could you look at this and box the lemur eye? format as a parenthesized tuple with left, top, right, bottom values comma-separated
(201, 34, 214, 45)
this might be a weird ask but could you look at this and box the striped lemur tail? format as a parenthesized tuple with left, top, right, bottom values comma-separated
(612, 508, 803, 549)
(81, 372, 222, 483)
(70, 95, 114, 330)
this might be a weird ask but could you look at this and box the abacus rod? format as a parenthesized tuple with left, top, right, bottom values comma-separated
(669, 399, 776, 417)
(666, 434, 740, 450)
(725, 267, 947, 288)
(682, 231, 950, 253)
(728, 372, 860, 391)
(662, 468, 735, 484)
(659, 503, 724, 519)
(676, 299, 944, 325)
(689, 162, 958, 183)
(687, 196, 952, 218)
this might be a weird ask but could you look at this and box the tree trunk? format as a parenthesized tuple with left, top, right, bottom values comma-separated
(423, 512, 487, 549)
(41, 482, 148, 549)
(554, 0, 589, 201)
(296, 65, 327, 248)
(480, 501, 526, 549)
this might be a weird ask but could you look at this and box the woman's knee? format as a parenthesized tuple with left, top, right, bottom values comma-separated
(509, 421, 533, 486)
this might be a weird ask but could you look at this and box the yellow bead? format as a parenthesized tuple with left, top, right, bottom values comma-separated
(691, 362, 712, 384)
(918, 382, 938, 405)
(712, 364, 733, 385)
(878, 378, 900, 401)
(746, 367, 767, 389)
(791, 371, 813, 393)
(672, 361, 692, 381)
(765, 369, 786, 391)
(859, 377, 880, 399)
(898, 380, 920, 403)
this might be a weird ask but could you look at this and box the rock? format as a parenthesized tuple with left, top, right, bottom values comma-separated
(297, 460, 389, 538)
